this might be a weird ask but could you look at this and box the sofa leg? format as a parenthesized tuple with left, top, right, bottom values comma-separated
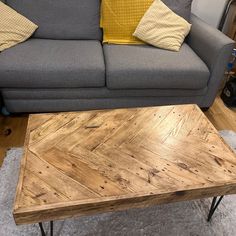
(201, 107, 210, 112)
(1, 106, 11, 116)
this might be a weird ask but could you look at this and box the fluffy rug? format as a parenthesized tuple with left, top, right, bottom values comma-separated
(0, 131, 236, 236)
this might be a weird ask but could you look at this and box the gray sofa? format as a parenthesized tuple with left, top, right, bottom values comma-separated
(0, 0, 235, 113)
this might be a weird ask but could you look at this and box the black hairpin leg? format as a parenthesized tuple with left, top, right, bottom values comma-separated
(50, 221, 53, 236)
(207, 196, 224, 222)
(38, 221, 54, 236)
(39, 222, 46, 236)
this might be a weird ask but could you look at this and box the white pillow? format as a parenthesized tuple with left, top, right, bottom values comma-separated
(133, 0, 192, 51)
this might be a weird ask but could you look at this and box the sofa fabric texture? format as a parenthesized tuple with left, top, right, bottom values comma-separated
(103, 43, 210, 90)
(0, 1, 38, 52)
(188, 15, 235, 105)
(0, 0, 234, 114)
(6, 0, 102, 40)
(133, 0, 192, 52)
(2, 87, 207, 100)
(162, 0, 193, 22)
(4, 97, 207, 113)
(0, 39, 105, 88)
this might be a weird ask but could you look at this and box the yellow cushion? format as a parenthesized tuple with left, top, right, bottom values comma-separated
(133, 0, 192, 52)
(0, 2, 38, 52)
(101, 0, 154, 44)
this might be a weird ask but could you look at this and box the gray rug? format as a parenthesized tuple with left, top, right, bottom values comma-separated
(0, 130, 236, 236)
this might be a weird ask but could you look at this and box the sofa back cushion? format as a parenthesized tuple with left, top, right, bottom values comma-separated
(6, 0, 102, 40)
(162, 0, 193, 22)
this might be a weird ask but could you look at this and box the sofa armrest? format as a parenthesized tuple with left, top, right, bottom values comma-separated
(188, 14, 235, 72)
(188, 14, 235, 106)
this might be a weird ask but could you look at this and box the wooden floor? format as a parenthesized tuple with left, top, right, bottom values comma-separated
(0, 96, 235, 167)
(204, 97, 236, 132)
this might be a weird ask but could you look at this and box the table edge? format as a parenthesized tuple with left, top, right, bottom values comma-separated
(13, 182, 236, 225)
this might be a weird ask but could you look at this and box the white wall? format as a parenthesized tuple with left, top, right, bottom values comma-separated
(192, 0, 228, 28)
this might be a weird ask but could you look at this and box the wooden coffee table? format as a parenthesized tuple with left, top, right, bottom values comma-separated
(13, 105, 236, 235)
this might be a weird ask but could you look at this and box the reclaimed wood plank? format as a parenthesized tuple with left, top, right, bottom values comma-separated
(13, 105, 236, 225)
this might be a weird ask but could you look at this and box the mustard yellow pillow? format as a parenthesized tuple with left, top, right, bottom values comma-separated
(0, 2, 38, 52)
(133, 0, 192, 52)
(101, 0, 154, 44)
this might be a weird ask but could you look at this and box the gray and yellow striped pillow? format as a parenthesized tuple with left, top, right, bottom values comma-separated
(0, 1, 38, 52)
(133, 0, 191, 52)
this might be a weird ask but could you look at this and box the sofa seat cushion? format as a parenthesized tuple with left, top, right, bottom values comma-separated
(0, 39, 105, 88)
(103, 43, 210, 90)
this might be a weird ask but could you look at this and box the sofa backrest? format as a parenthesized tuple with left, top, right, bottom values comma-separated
(6, 0, 102, 40)
(163, 0, 193, 21)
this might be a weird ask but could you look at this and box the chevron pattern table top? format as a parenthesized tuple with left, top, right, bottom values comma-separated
(13, 105, 236, 225)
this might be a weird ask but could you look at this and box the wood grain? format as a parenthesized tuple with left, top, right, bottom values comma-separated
(1, 96, 235, 167)
(205, 97, 236, 132)
(0, 115, 28, 166)
(13, 104, 236, 225)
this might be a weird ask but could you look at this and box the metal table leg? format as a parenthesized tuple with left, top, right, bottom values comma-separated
(207, 196, 224, 222)
(50, 221, 53, 236)
(38, 221, 54, 236)
(37, 197, 225, 234)
(39, 222, 46, 236)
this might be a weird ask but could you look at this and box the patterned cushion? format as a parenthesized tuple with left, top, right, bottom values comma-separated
(0, 2, 38, 52)
(133, 0, 192, 51)
(101, 0, 192, 45)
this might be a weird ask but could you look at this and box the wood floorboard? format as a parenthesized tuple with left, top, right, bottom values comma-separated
(0, 96, 235, 167)
(205, 97, 236, 132)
